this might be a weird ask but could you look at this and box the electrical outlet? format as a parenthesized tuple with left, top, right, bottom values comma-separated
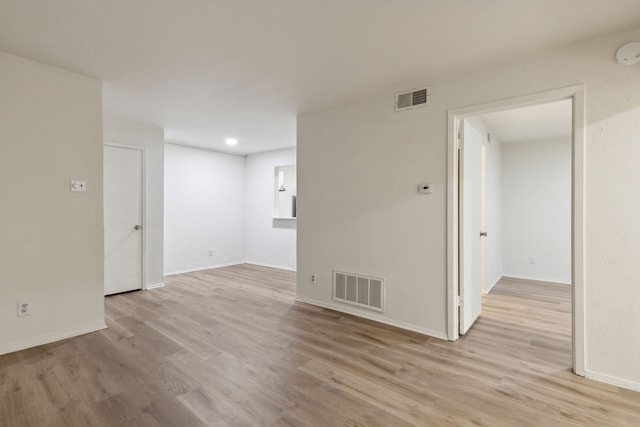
(208, 250, 213, 257)
(311, 274, 317, 284)
(17, 301, 31, 317)
(529, 257, 537, 265)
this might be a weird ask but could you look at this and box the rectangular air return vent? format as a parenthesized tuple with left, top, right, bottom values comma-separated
(333, 271, 384, 312)
(395, 86, 430, 111)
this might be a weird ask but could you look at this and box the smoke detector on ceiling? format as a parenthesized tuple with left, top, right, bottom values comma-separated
(615, 42, 640, 66)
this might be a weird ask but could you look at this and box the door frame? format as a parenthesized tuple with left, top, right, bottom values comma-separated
(446, 85, 586, 376)
(104, 141, 148, 291)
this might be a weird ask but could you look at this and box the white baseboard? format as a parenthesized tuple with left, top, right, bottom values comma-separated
(585, 369, 640, 392)
(166, 261, 297, 276)
(295, 296, 448, 340)
(164, 262, 245, 276)
(145, 282, 165, 290)
(244, 261, 296, 272)
(486, 275, 502, 293)
(502, 274, 571, 286)
(0, 322, 108, 356)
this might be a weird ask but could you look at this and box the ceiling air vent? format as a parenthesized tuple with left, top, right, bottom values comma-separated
(395, 87, 430, 111)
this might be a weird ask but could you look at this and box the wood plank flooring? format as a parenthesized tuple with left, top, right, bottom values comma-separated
(1, 265, 639, 426)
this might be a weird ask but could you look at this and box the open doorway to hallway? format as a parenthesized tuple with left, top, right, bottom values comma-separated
(474, 100, 573, 368)
(447, 86, 586, 375)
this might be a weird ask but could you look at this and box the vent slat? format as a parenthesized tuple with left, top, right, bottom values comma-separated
(370, 279, 382, 309)
(357, 277, 369, 305)
(412, 89, 427, 105)
(396, 92, 412, 109)
(335, 273, 346, 299)
(346, 275, 357, 302)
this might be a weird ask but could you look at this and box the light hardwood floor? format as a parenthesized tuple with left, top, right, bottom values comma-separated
(1, 265, 639, 426)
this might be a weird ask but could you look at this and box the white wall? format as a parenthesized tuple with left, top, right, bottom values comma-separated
(245, 148, 297, 271)
(164, 144, 246, 274)
(502, 137, 571, 284)
(297, 24, 640, 388)
(298, 98, 448, 338)
(103, 115, 165, 287)
(0, 51, 104, 355)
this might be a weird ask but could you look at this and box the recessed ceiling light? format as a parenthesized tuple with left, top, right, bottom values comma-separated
(225, 138, 238, 146)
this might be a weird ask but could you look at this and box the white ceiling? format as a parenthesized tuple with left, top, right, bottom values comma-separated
(479, 100, 573, 144)
(0, 1, 639, 154)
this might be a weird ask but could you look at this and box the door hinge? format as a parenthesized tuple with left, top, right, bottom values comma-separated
(456, 296, 464, 307)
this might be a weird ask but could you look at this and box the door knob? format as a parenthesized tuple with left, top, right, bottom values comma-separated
(134, 225, 142, 230)
(480, 231, 487, 237)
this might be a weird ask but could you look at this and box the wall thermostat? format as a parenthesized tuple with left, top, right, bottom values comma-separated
(418, 183, 434, 194)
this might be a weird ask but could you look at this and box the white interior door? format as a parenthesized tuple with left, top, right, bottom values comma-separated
(459, 120, 483, 334)
(104, 145, 143, 295)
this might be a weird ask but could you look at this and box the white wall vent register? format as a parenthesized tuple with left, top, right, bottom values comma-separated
(333, 271, 384, 312)
(395, 86, 430, 111)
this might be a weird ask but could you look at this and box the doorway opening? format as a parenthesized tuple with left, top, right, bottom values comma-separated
(447, 86, 585, 376)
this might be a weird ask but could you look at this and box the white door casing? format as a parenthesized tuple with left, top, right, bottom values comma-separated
(446, 85, 585, 376)
(104, 144, 143, 295)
